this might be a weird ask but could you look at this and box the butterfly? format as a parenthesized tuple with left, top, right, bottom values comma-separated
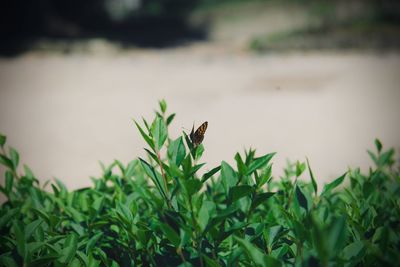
(190, 121, 208, 147)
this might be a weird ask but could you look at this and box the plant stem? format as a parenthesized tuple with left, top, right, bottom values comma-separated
(157, 151, 169, 194)
(156, 150, 172, 209)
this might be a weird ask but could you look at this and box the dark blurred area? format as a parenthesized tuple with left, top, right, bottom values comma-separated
(1, 0, 400, 56)
(1, 0, 206, 55)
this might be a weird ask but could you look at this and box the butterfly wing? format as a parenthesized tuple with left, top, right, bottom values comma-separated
(192, 121, 208, 146)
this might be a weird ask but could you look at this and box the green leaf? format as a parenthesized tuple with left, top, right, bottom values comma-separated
(234, 236, 281, 267)
(202, 254, 220, 267)
(378, 148, 395, 166)
(31, 208, 50, 226)
(183, 179, 202, 196)
(198, 200, 215, 231)
(86, 232, 103, 254)
(60, 233, 78, 264)
(0, 209, 18, 228)
(5, 171, 13, 194)
(0, 255, 18, 267)
(201, 166, 221, 183)
(229, 185, 253, 202)
(295, 161, 306, 177)
(203, 206, 238, 234)
(159, 99, 167, 113)
(295, 186, 308, 211)
(70, 257, 83, 267)
(374, 138, 382, 153)
(25, 219, 43, 240)
(221, 161, 238, 190)
(159, 223, 180, 247)
(9, 147, 19, 169)
(166, 113, 176, 126)
(188, 163, 205, 177)
(23, 165, 35, 179)
(181, 154, 192, 177)
(0, 133, 6, 147)
(306, 158, 318, 195)
(151, 116, 168, 150)
(367, 150, 378, 165)
(195, 144, 205, 160)
(139, 158, 167, 200)
(246, 153, 276, 175)
(29, 254, 61, 266)
(327, 216, 347, 253)
(167, 137, 186, 166)
(235, 153, 247, 175)
(342, 240, 365, 260)
(13, 221, 27, 260)
(134, 120, 155, 151)
(257, 165, 272, 188)
(251, 192, 275, 211)
(322, 172, 346, 196)
(0, 155, 14, 170)
(265, 225, 282, 247)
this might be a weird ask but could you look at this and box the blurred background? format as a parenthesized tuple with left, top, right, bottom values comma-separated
(1, 0, 400, 190)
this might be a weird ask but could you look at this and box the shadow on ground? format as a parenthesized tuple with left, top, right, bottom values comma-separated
(0, 0, 208, 56)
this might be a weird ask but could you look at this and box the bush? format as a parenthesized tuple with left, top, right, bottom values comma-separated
(0, 101, 399, 266)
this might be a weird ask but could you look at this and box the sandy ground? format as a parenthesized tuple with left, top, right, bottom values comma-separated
(0, 45, 400, 191)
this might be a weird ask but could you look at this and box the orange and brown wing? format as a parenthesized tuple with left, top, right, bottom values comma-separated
(192, 121, 208, 146)
(195, 121, 208, 136)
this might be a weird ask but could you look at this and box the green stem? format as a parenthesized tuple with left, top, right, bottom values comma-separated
(156, 151, 171, 209)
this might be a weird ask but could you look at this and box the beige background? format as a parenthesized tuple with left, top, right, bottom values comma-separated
(1, 45, 400, 190)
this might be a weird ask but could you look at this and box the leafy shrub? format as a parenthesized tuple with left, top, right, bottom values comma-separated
(0, 101, 399, 267)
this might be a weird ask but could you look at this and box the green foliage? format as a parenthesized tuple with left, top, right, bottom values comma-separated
(1, 102, 400, 266)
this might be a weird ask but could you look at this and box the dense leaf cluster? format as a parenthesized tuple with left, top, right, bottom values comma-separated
(0, 101, 399, 267)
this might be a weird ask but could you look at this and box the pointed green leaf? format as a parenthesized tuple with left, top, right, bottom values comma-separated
(183, 179, 202, 196)
(86, 232, 103, 254)
(0, 255, 18, 267)
(159, 99, 167, 113)
(198, 201, 215, 231)
(251, 192, 275, 211)
(159, 223, 180, 247)
(134, 120, 155, 151)
(195, 144, 205, 160)
(258, 165, 272, 188)
(5, 171, 13, 194)
(235, 153, 247, 175)
(246, 153, 276, 175)
(295, 161, 306, 177)
(167, 137, 186, 166)
(295, 186, 308, 211)
(166, 113, 176, 126)
(151, 116, 168, 150)
(9, 147, 19, 169)
(25, 219, 43, 240)
(202, 254, 220, 267)
(342, 240, 365, 261)
(322, 173, 346, 196)
(234, 236, 281, 267)
(221, 161, 238, 190)
(139, 158, 167, 200)
(229, 185, 253, 202)
(201, 166, 221, 183)
(60, 233, 78, 264)
(23, 165, 35, 179)
(13, 221, 27, 260)
(0, 209, 18, 228)
(374, 138, 382, 153)
(0, 155, 13, 170)
(0, 133, 6, 147)
(328, 216, 347, 253)
(306, 158, 318, 195)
